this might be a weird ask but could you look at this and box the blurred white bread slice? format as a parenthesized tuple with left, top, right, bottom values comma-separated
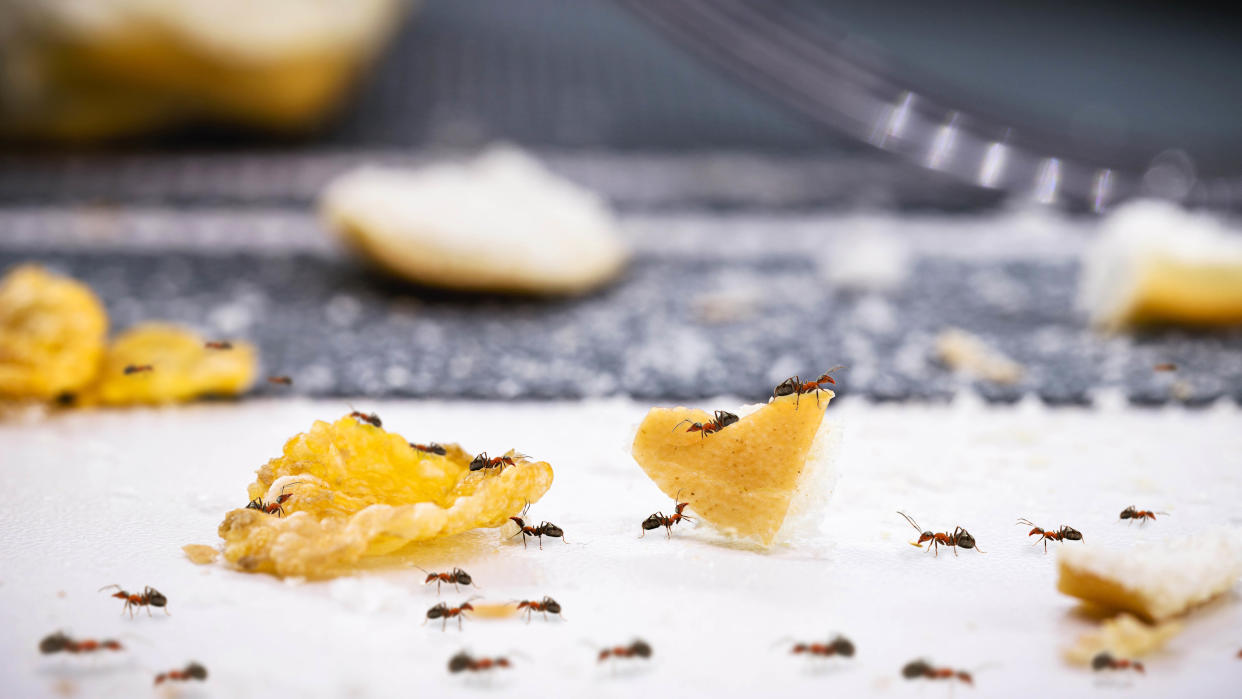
(320, 147, 629, 295)
(1057, 530, 1242, 622)
(1078, 200, 1242, 329)
(0, 0, 408, 140)
(631, 392, 840, 548)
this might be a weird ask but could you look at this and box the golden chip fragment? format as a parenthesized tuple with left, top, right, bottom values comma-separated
(0, 265, 108, 400)
(631, 392, 839, 547)
(83, 323, 257, 405)
(1064, 614, 1182, 666)
(182, 544, 221, 565)
(219, 416, 554, 577)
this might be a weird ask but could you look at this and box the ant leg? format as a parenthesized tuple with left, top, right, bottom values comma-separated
(538, 535, 544, 550)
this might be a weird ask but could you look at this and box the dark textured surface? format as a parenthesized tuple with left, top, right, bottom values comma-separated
(5, 250, 1239, 405)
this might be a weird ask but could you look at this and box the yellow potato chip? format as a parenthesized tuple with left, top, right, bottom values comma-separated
(84, 323, 257, 405)
(219, 416, 554, 577)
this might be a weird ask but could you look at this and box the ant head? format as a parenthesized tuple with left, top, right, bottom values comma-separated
(1062, 527, 1083, 541)
(509, 515, 526, 527)
(956, 671, 974, 685)
(454, 570, 472, 585)
(831, 636, 855, 657)
(448, 651, 472, 673)
(39, 632, 69, 654)
(630, 639, 652, 658)
(956, 530, 977, 549)
(773, 378, 797, 397)
(641, 515, 662, 531)
(918, 531, 934, 543)
(460, 602, 475, 611)
(185, 663, 208, 680)
(902, 659, 931, 679)
(147, 589, 168, 607)
(544, 598, 561, 614)
(1091, 652, 1114, 670)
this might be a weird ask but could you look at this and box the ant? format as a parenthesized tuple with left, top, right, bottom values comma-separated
(773, 366, 843, 406)
(1153, 362, 1177, 372)
(204, 341, 232, 350)
(470, 452, 521, 472)
(154, 662, 208, 685)
(596, 639, 653, 663)
(672, 410, 739, 440)
(1092, 652, 1144, 673)
(412, 442, 448, 456)
(425, 599, 477, 631)
(448, 651, 513, 674)
(510, 504, 566, 549)
(1017, 518, 1083, 552)
(418, 567, 474, 594)
(123, 364, 153, 375)
(267, 375, 293, 385)
(640, 492, 694, 538)
(902, 659, 973, 685)
(349, 410, 382, 427)
(781, 635, 855, 659)
(245, 482, 301, 517)
(898, 512, 983, 557)
(516, 596, 562, 623)
(99, 584, 168, 617)
(39, 632, 123, 655)
(1120, 506, 1166, 524)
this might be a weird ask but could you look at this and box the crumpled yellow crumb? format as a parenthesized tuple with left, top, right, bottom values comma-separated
(1064, 614, 1182, 665)
(0, 265, 108, 400)
(219, 415, 554, 577)
(182, 544, 221, 565)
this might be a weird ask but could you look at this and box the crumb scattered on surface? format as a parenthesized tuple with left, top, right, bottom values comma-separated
(183, 544, 220, 565)
(1064, 614, 1182, 665)
(935, 327, 1024, 385)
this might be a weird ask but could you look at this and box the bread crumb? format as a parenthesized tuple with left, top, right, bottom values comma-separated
(1064, 614, 1182, 665)
(183, 544, 220, 565)
(934, 327, 1023, 384)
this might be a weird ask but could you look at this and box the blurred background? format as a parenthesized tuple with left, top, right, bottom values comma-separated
(2, 0, 1241, 405)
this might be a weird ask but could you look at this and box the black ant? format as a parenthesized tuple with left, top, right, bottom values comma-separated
(773, 366, 842, 406)
(1017, 518, 1083, 552)
(267, 375, 293, 385)
(510, 503, 566, 549)
(672, 410, 739, 440)
(425, 599, 477, 631)
(1092, 652, 1144, 673)
(781, 635, 855, 658)
(123, 364, 153, 375)
(449, 651, 513, 674)
(245, 482, 301, 517)
(470, 452, 522, 472)
(1120, 506, 1166, 524)
(516, 596, 562, 623)
(99, 584, 168, 617)
(418, 567, 474, 594)
(640, 492, 694, 538)
(898, 512, 983, 556)
(411, 442, 448, 456)
(349, 410, 382, 427)
(204, 341, 232, 350)
(596, 639, 653, 663)
(39, 632, 123, 654)
(902, 659, 973, 685)
(154, 662, 208, 685)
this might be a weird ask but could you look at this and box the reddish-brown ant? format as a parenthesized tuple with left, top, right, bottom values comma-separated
(510, 504, 566, 549)
(204, 341, 232, 350)
(1153, 362, 1178, 372)
(245, 482, 301, 517)
(349, 410, 382, 427)
(1120, 506, 1166, 524)
(99, 584, 168, 617)
(781, 635, 855, 659)
(1092, 652, 1144, 673)
(418, 567, 474, 594)
(412, 442, 448, 456)
(154, 662, 208, 685)
(470, 452, 520, 472)
(1017, 518, 1083, 552)
(123, 364, 153, 375)
(640, 492, 694, 538)
(448, 651, 513, 674)
(39, 632, 123, 655)
(902, 659, 973, 685)
(672, 410, 739, 440)
(596, 639, 653, 663)
(898, 512, 983, 556)
(267, 375, 293, 385)
(425, 599, 478, 631)
(773, 366, 843, 406)
(516, 596, 562, 623)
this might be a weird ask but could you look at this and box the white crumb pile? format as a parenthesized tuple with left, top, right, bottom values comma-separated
(1059, 530, 1242, 621)
(1077, 199, 1242, 327)
(320, 147, 629, 294)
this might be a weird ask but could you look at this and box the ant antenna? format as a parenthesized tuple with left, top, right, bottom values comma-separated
(671, 419, 695, 432)
(897, 511, 922, 533)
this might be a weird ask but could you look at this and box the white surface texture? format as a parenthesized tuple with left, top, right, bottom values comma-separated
(2, 397, 1241, 698)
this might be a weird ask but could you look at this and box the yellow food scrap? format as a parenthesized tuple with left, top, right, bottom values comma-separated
(182, 544, 221, 565)
(631, 392, 836, 547)
(0, 265, 108, 400)
(84, 323, 256, 405)
(219, 416, 554, 577)
(1064, 614, 1181, 666)
(935, 327, 1023, 385)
